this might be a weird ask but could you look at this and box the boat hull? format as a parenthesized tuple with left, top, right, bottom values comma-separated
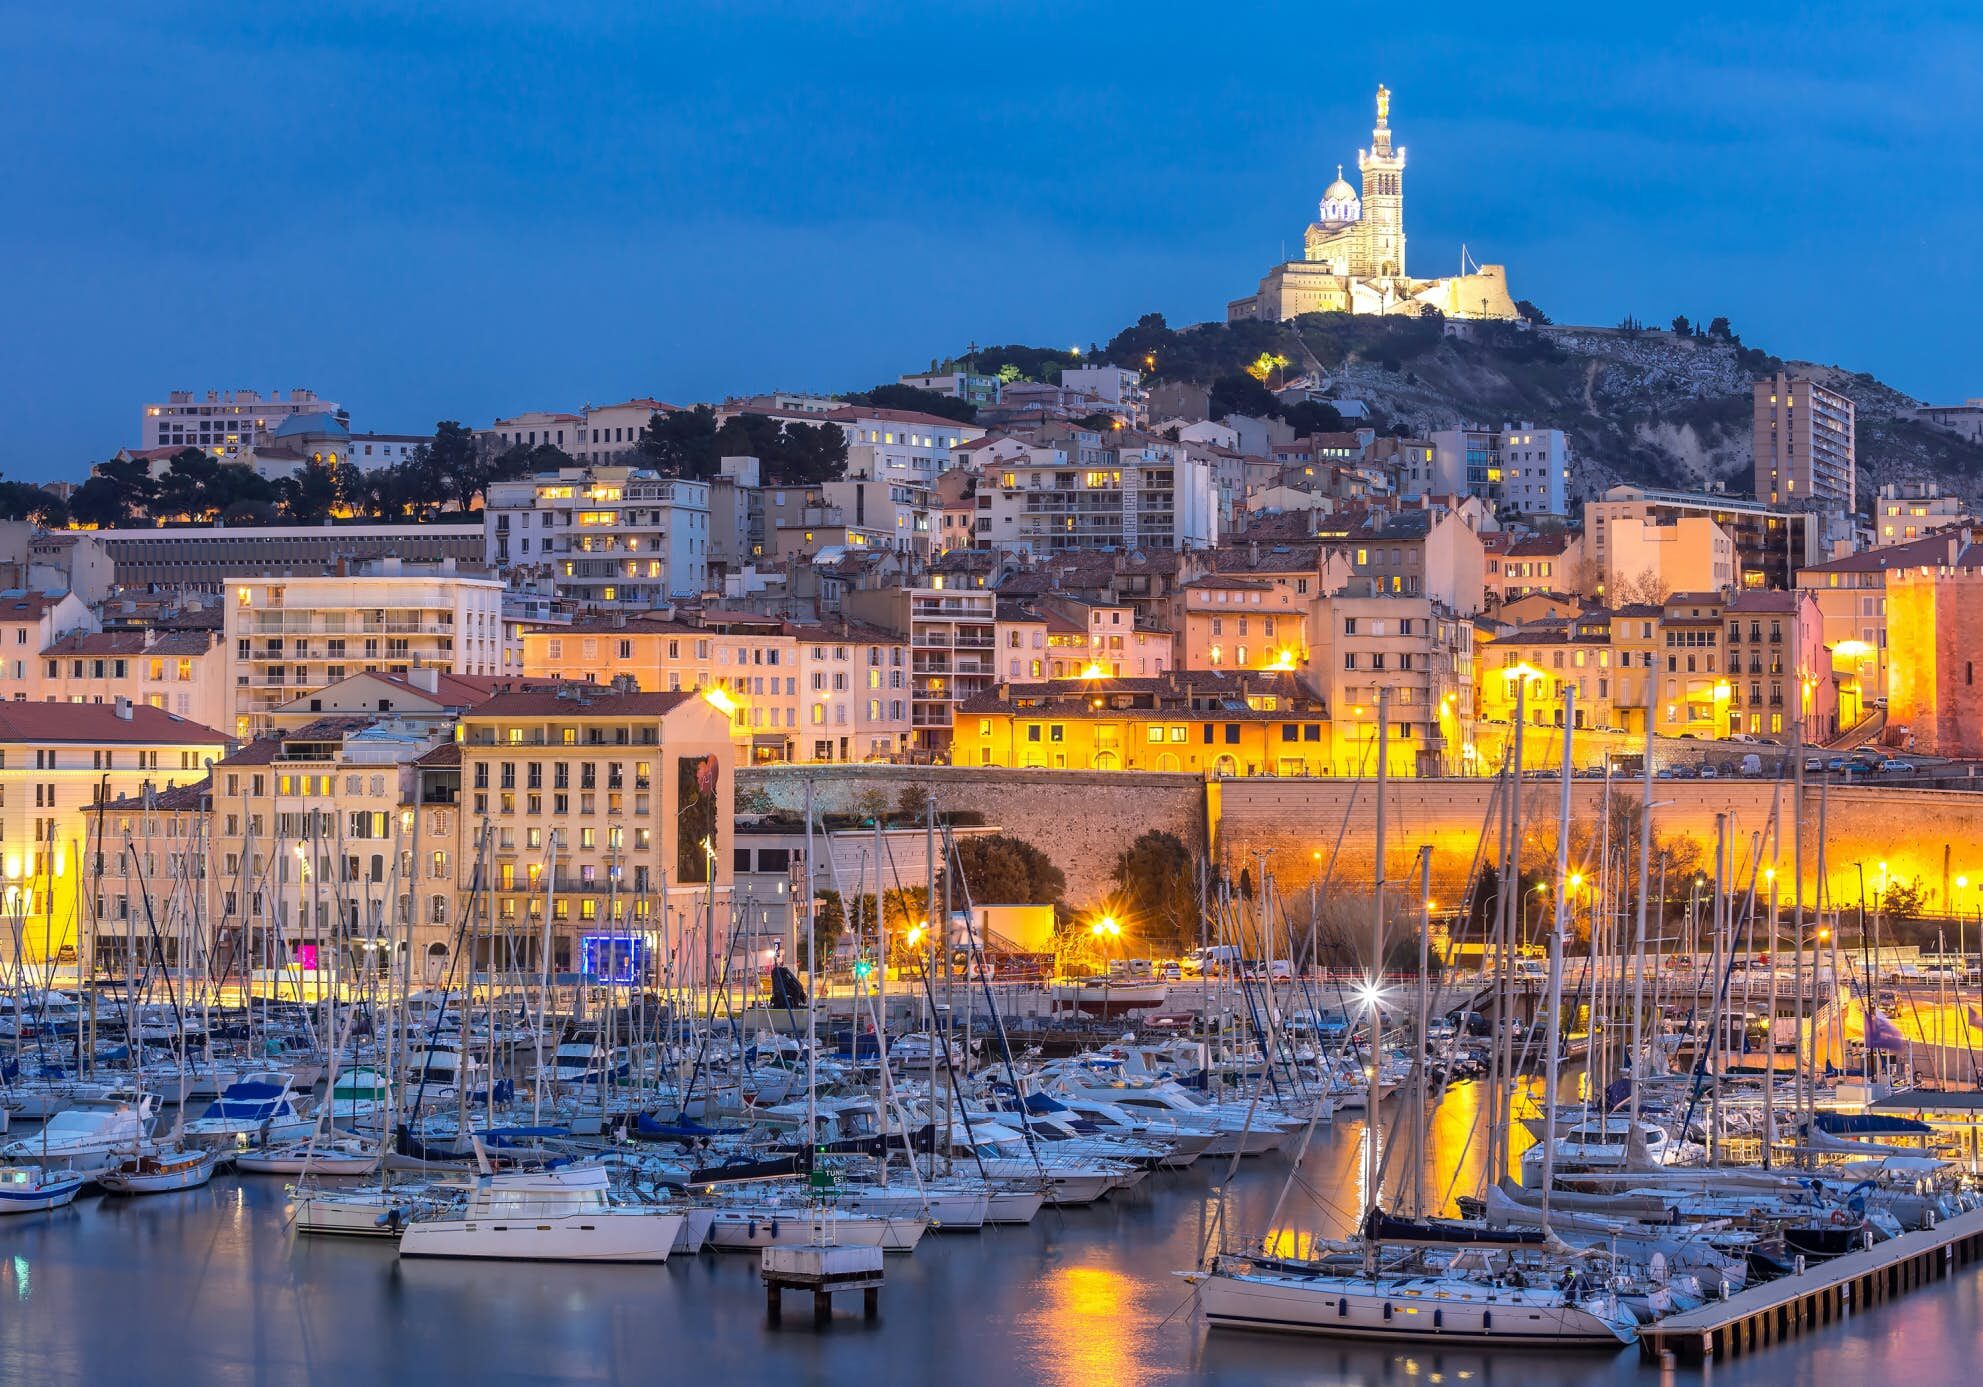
(1195, 1271, 1636, 1347)
(399, 1210, 685, 1262)
(706, 1210, 927, 1253)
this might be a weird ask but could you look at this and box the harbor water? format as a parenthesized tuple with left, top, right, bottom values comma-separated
(2, 1094, 1972, 1386)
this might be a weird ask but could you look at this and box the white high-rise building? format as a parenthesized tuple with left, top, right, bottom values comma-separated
(223, 562, 512, 736)
(142, 388, 342, 458)
(485, 466, 710, 605)
(1429, 424, 1569, 517)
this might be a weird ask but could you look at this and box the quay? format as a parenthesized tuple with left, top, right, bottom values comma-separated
(1639, 1205, 1983, 1364)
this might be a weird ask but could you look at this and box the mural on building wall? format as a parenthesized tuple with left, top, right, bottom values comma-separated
(677, 753, 721, 883)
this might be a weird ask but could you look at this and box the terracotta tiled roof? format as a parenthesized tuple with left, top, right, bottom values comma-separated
(0, 702, 223, 744)
(464, 687, 697, 718)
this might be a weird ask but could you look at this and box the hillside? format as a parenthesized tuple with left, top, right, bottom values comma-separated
(1078, 312, 1983, 508)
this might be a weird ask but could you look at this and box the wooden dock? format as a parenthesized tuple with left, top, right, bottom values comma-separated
(1640, 1206, 1983, 1363)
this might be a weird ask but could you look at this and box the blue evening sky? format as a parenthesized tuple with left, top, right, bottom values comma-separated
(2, 1, 1977, 478)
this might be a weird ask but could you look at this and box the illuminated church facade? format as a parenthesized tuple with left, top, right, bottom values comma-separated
(1227, 87, 1519, 323)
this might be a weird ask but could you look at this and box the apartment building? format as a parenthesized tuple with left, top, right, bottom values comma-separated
(971, 428, 1218, 554)
(1170, 576, 1307, 672)
(956, 670, 1329, 776)
(39, 629, 227, 729)
(1317, 507, 1488, 616)
(142, 388, 341, 457)
(9, 701, 227, 963)
(1307, 592, 1474, 776)
(1476, 618, 1619, 732)
(484, 466, 711, 604)
(223, 563, 511, 737)
(1723, 590, 1837, 740)
(1429, 424, 1569, 517)
(1602, 515, 1736, 599)
(1754, 373, 1856, 513)
(0, 591, 94, 695)
(1792, 533, 1968, 716)
(1587, 485, 1826, 593)
(1654, 592, 1727, 738)
(1872, 482, 1970, 547)
(1482, 532, 1583, 607)
(453, 687, 734, 982)
(521, 613, 910, 764)
(179, 716, 446, 980)
(824, 406, 987, 486)
(844, 585, 997, 754)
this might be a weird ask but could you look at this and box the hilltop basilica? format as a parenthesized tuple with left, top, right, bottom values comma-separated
(1227, 87, 1519, 323)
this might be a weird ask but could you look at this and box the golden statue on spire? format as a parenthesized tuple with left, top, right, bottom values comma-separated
(1376, 84, 1390, 125)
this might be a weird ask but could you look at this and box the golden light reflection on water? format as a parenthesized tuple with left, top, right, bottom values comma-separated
(1263, 1227, 1321, 1260)
(1022, 1265, 1157, 1387)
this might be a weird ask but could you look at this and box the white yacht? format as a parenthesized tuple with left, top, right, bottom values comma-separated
(180, 1073, 315, 1149)
(1, 1093, 158, 1169)
(398, 1165, 685, 1262)
(1187, 1247, 1639, 1347)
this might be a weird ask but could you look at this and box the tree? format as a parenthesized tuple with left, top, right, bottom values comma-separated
(842, 382, 977, 425)
(806, 890, 850, 970)
(1615, 568, 1671, 606)
(1111, 830, 1201, 951)
(1209, 373, 1281, 422)
(636, 405, 723, 478)
(1281, 400, 1345, 435)
(279, 457, 340, 525)
(1671, 315, 1692, 337)
(1706, 316, 1735, 341)
(427, 421, 485, 512)
(0, 478, 69, 527)
(1515, 299, 1552, 326)
(942, 834, 1065, 907)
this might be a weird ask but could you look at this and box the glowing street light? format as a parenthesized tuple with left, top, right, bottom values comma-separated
(1090, 915, 1122, 940)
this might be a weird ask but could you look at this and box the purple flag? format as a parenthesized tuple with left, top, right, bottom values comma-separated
(1866, 1010, 1909, 1053)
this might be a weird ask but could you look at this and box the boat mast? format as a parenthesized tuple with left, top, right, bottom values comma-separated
(1627, 677, 1656, 1134)
(1363, 687, 1388, 1223)
(1538, 689, 1573, 1231)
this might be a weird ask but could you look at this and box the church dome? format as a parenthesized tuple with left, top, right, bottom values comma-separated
(1317, 166, 1361, 226)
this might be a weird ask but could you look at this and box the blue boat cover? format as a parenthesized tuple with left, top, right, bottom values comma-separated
(1814, 1112, 1933, 1136)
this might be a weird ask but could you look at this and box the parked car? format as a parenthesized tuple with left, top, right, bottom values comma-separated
(1825, 757, 1848, 773)
(1805, 756, 1827, 773)
(1880, 760, 1917, 774)
(1698, 764, 1719, 779)
(1739, 754, 1763, 777)
(1727, 732, 1759, 745)
(1670, 764, 1699, 779)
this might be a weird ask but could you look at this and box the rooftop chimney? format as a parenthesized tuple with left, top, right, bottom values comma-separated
(114, 696, 134, 720)
(410, 667, 441, 694)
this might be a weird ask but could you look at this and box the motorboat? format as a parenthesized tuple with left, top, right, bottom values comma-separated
(398, 1165, 685, 1261)
(180, 1073, 315, 1149)
(324, 1065, 391, 1127)
(1, 1093, 158, 1169)
(0, 1163, 86, 1213)
(97, 1146, 221, 1195)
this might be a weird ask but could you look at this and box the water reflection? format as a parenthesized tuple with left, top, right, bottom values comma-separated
(1022, 1264, 1161, 1387)
(1, 1101, 1980, 1386)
